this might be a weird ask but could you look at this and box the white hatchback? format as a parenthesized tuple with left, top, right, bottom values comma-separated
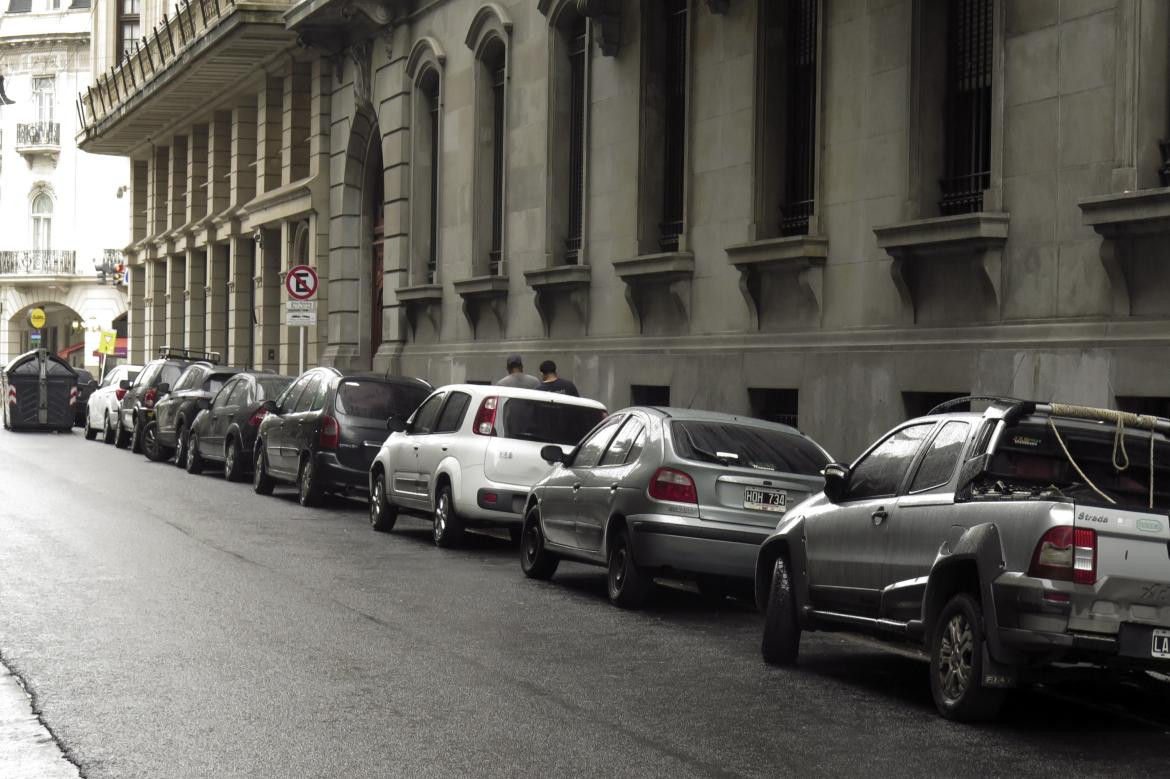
(368, 384, 607, 547)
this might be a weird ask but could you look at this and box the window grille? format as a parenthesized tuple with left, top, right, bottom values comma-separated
(781, 0, 818, 236)
(565, 20, 587, 265)
(117, 0, 140, 62)
(426, 82, 440, 285)
(659, 0, 688, 252)
(939, 0, 993, 216)
(489, 58, 505, 276)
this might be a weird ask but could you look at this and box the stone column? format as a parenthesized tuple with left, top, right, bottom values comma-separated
(284, 61, 311, 185)
(207, 111, 232, 217)
(255, 227, 282, 372)
(166, 255, 186, 348)
(168, 137, 188, 232)
(149, 147, 169, 236)
(309, 58, 332, 369)
(187, 124, 209, 224)
(146, 259, 167, 355)
(375, 37, 412, 373)
(227, 235, 254, 368)
(231, 100, 258, 208)
(257, 76, 283, 195)
(128, 260, 146, 363)
(185, 249, 206, 352)
(205, 242, 229, 359)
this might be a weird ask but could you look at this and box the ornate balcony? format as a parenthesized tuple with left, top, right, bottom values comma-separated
(15, 122, 60, 161)
(0, 250, 77, 279)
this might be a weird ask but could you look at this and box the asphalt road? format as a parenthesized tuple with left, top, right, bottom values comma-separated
(1, 427, 1168, 778)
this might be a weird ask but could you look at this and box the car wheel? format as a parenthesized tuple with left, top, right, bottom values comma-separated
(186, 431, 205, 475)
(761, 556, 801, 665)
(174, 423, 189, 469)
(142, 421, 170, 462)
(130, 418, 144, 453)
(83, 415, 97, 440)
(606, 526, 651, 609)
(432, 483, 465, 548)
(103, 413, 115, 445)
(298, 455, 323, 507)
(223, 437, 244, 482)
(114, 415, 131, 449)
(252, 446, 275, 495)
(369, 472, 398, 532)
(930, 592, 1007, 722)
(520, 506, 558, 580)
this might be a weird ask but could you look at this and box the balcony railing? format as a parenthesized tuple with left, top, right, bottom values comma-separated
(15, 122, 60, 149)
(77, 0, 241, 130)
(0, 250, 77, 276)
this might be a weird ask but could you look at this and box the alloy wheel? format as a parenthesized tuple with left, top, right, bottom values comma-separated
(175, 428, 187, 467)
(609, 544, 627, 593)
(370, 479, 382, 526)
(433, 493, 448, 542)
(225, 443, 235, 473)
(937, 612, 974, 703)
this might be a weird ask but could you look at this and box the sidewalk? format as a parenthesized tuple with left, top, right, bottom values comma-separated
(0, 663, 79, 779)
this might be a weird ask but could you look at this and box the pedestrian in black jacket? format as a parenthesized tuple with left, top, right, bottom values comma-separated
(536, 360, 579, 396)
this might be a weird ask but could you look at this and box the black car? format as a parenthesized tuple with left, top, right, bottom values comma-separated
(114, 347, 221, 452)
(186, 372, 294, 481)
(252, 368, 431, 506)
(73, 368, 97, 427)
(142, 363, 245, 465)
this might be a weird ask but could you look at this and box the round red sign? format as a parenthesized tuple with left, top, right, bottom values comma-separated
(286, 265, 319, 301)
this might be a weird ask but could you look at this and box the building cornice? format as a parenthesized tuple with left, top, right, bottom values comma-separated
(0, 32, 89, 49)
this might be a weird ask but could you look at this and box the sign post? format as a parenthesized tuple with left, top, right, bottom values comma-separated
(285, 265, 319, 376)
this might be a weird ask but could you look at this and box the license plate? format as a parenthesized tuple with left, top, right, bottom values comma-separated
(744, 487, 786, 513)
(1154, 629, 1170, 659)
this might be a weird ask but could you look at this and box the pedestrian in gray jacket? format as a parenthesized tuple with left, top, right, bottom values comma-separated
(496, 354, 541, 389)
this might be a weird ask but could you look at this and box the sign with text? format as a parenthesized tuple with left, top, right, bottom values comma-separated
(285, 265, 319, 301)
(286, 300, 317, 327)
(29, 308, 46, 329)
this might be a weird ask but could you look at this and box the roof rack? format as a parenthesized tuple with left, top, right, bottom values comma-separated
(158, 345, 221, 364)
(926, 395, 1030, 415)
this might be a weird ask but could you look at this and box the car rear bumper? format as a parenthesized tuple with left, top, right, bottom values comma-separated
(476, 487, 527, 516)
(314, 452, 369, 493)
(629, 514, 768, 579)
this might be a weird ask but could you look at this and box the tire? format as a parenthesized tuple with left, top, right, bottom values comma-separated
(252, 446, 275, 495)
(114, 414, 131, 449)
(186, 431, 205, 475)
(761, 556, 801, 665)
(174, 423, 189, 469)
(369, 472, 398, 532)
(103, 413, 115, 445)
(142, 421, 171, 462)
(83, 415, 97, 440)
(930, 592, 1007, 722)
(520, 507, 558, 580)
(606, 526, 651, 608)
(130, 418, 144, 453)
(223, 437, 244, 482)
(298, 455, 323, 507)
(432, 483, 465, 548)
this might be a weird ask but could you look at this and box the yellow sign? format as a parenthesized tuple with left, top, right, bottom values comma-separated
(97, 330, 117, 356)
(29, 307, 45, 329)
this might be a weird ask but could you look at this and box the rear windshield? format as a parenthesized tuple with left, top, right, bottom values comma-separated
(500, 399, 606, 446)
(982, 421, 1170, 511)
(671, 421, 829, 476)
(256, 377, 293, 400)
(335, 380, 429, 421)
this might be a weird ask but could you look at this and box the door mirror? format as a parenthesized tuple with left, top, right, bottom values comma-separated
(822, 462, 850, 502)
(386, 415, 407, 433)
(157, 383, 171, 396)
(260, 399, 279, 415)
(541, 445, 567, 465)
(118, 379, 131, 390)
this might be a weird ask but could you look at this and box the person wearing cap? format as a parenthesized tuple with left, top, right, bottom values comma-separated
(536, 360, 579, 396)
(496, 354, 541, 389)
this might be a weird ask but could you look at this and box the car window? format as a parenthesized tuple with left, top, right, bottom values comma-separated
(279, 375, 313, 411)
(599, 419, 646, 467)
(410, 392, 446, 434)
(173, 366, 204, 391)
(227, 380, 251, 406)
(309, 378, 329, 412)
(159, 363, 184, 388)
(293, 376, 321, 413)
(846, 423, 934, 501)
(499, 399, 608, 446)
(257, 377, 292, 401)
(335, 380, 428, 421)
(135, 362, 160, 388)
(910, 421, 972, 493)
(570, 415, 625, 468)
(434, 391, 472, 434)
(671, 420, 829, 476)
(101, 368, 122, 388)
(212, 379, 239, 409)
(205, 373, 235, 395)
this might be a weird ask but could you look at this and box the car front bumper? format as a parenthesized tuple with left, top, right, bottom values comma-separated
(628, 514, 768, 580)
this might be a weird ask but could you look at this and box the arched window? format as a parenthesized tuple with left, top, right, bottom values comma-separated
(31, 193, 52, 250)
(407, 37, 447, 286)
(480, 38, 506, 276)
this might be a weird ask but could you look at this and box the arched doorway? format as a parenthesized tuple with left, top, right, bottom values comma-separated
(366, 133, 384, 367)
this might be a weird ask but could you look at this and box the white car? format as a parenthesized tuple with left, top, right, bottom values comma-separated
(368, 384, 607, 547)
(83, 364, 141, 443)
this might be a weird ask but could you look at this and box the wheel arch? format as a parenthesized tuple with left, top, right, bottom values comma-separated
(755, 537, 791, 612)
(602, 513, 629, 556)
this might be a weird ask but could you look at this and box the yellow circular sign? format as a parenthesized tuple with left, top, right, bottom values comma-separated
(29, 308, 46, 330)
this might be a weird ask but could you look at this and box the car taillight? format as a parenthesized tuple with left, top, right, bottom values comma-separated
(1029, 526, 1097, 585)
(115, 388, 127, 401)
(143, 388, 157, 408)
(248, 409, 269, 427)
(474, 396, 499, 436)
(648, 467, 698, 504)
(6, 386, 15, 405)
(319, 414, 340, 450)
(69, 387, 77, 406)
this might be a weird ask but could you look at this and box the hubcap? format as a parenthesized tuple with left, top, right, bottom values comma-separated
(937, 613, 974, 703)
(177, 431, 186, 462)
(301, 463, 312, 499)
(525, 522, 539, 563)
(370, 480, 382, 524)
(144, 425, 156, 451)
(610, 544, 627, 592)
(254, 452, 264, 486)
(225, 443, 234, 472)
(434, 494, 448, 539)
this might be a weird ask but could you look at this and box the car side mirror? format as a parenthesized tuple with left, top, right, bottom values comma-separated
(386, 415, 407, 433)
(822, 462, 850, 502)
(260, 399, 279, 415)
(119, 379, 131, 390)
(157, 383, 171, 395)
(541, 445, 567, 465)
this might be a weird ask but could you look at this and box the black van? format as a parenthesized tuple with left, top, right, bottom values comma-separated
(2, 349, 78, 432)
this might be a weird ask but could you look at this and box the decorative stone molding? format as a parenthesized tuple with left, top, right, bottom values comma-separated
(406, 36, 447, 79)
(575, 0, 621, 56)
(396, 283, 443, 338)
(524, 264, 591, 337)
(339, 0, 400, 27)
(350, 39, 374, 115)
(874, 212, 1009, 323)
(453, 275, 508, 338)
(725, 235, 828, 329)
(1079, 187, 1170, 316)
(612, 252, 694, 334)
(465, 4, 514, 51)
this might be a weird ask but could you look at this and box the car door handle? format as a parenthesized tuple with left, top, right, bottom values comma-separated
(871, 508, 888, 526)
(572, 483, 581, 492)
(441, 446, 448, 452)
(609, 484, 619, 492)
(413, 445, 420, 451)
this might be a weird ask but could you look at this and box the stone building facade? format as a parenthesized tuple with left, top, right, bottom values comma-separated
(78, 0, 1170, 458)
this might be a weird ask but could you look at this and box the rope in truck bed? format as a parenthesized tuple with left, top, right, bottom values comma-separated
(1046, 403, 1159, 509)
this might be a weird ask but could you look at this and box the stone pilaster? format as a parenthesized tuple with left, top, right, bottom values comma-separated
(185, 249, 207, 351)
(208, 111, 232, 217)
(128, 261, 146, 364)
(166, 255, 186, 348)
(149, 146, 169, 236)
(374, 34, 411, 373)
(227, 236, 254, 368)
(257, 76, 283, 195)
(231, 101, 258, 208)
(187, 124, 209, 223)
(256, 227, 282, 372)
(131, 160, 148, 243)
(168, 136, 188, 232)
(205, 243, 229, 360)
(146, 259, 167, 354)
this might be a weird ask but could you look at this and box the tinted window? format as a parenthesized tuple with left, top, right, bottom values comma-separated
(280, 375, 314, 411)
(847, 423, 934, 500)
(293, 376, 321, 413)
(435, 392, 472, 434)
(410, 393, 446, 434)
(500, 399, 607, 446)
(174, 366, 206, 391)
(135, 362, 161, 387)
(599, 419, 646, 466)
(159, 364, 184, 388)
(226, 380, 250, 406)
(336, 380, 430, 421)
(671, 421, 829, 476)
(205, 373, 235, 395)
(910, 421, 971, 492)
(257, 377, 292, 401)
(212, 379, 239, 408)
(309, 378, 329, 412)
(571, 416, 625, 468)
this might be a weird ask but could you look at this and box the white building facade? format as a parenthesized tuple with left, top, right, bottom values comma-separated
(0, 0, 128, 370)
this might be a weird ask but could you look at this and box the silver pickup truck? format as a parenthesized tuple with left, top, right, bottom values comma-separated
(756, 397, 1170, 721)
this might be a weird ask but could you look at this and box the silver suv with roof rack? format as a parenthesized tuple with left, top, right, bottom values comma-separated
(757, 396, 1170, 721)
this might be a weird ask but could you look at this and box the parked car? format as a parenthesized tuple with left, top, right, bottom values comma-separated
(114, 347, 220, 452)
(141, 363, 244, 465)
(186, 372, 294, 480)
(72, 368, 97, 428)
(520, 407, 830, 607)
(83, 364, 141, 442)
(252, 368, 431, 506)
(369, 385, 608, 547)
(756, 397, 1170, 722)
